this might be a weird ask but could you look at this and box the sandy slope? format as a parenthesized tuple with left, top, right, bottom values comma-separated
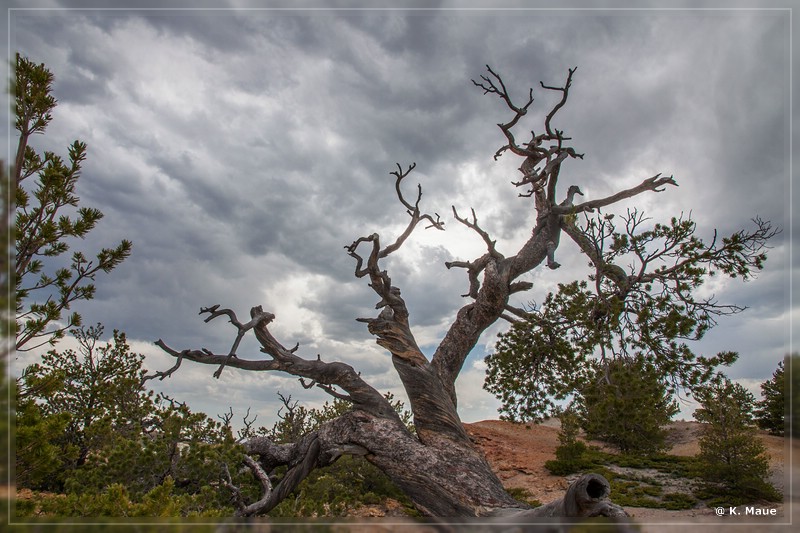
(465, 419, 795, 529)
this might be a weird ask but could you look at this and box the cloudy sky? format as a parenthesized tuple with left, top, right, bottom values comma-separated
(6, 1, 795, 427)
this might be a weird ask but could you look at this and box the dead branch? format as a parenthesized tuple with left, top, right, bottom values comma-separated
(472, 65, 537, 160)
(554, 174, 678, 216)
(197, 305, 275, 378)
(299, 378, 352, 401)
(509, 281, 534, 294)
(391, 163, 444, 230)
(445, 254, 491, 299)
(451, 206, 503, 260)
(141, 349, 185, 384)
(504, 304, 532, 319)
(346, 163, 443, 267)
(344, 164, 443, 368)
(155, 306, 392, 416)
(540, 67, 577, 139)
(225, 438, 321, 517)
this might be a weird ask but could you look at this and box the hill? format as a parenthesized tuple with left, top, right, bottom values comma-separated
(465, 418, 789, 523)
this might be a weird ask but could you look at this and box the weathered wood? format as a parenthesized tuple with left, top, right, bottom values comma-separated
(155, 67, 678, 519)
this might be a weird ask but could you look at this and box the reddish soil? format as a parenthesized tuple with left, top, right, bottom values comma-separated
(465, 418, 570, 503)
(464, 418, 793, 525)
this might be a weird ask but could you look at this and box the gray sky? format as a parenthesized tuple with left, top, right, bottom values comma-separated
(6, 2, 795, 427)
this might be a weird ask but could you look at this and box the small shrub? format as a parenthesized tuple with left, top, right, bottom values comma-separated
(17, 479, 233, 518)
(506, 487, 541, 507)
(545, 408, 589, 475)
(661, 492, 697, 510)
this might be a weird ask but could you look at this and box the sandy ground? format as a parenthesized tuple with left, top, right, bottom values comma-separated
(464, 419, 795, 531)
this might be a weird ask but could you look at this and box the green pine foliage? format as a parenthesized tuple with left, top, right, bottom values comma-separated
(789, 354, 800, 438)
(577, 358, 679, 455)
(15, 326, 416, 518)
(756, 355, 797, 437)
(545, 446, 701, 510)
(0, 162, 11, 354)
(268, 454, 412, 517)
(693, 380, 781, 505)
(17, 477, 231, 518)
(15, 325, 247, 516)
(13, 53, 131, 352)
(755, 358, 785, 436)
(544, 408, 588, 475)
(14, 398, 72, 490)
(485, 209, 773, 423)
(22, 325, 152, 472)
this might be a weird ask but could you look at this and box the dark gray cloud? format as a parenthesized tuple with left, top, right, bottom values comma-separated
(8, 5, 793, 424)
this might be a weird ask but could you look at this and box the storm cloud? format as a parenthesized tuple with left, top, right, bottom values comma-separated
(6, 2, 794, 426)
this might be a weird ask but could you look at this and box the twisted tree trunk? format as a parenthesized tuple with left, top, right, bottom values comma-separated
(154, 66, 677, 520)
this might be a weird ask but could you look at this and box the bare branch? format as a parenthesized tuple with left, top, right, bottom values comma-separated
(345, 233, 381, 278)
(472, 65, 540, 160)
(540, 67, 577, 138)
(217, 407, 234, 428)
(141, 349, 185, 384)
(346, 163, 443, 271)
(553, 174, 678, 216)
(155, 306, 393, 418)
(509, 281, 534, 294)
(451, 206, 503, 260)
(499, 313, 519, 324)
(343, 164, 445, 369)
(197, 305, 275, 378)
(472, 65, 534, 125)
(445, 254, 491, 299)
(221, 462, 247, 512)
(155, 339, 279, 372)
(245, 454, 274, 489)
(226, 438, 319, 518)
(239, 436, 321, 517)
(505, 304, 532, 320)
(299, 378, 353, 402)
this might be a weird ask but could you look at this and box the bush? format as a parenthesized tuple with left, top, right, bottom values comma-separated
(545, 408, 588, 475)
(269, 455, 412, 517)
(18, 478, 231, 518)
(505, 487, 541, 507)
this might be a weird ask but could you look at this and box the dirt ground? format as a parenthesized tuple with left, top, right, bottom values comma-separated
(464, 418, 795, 529)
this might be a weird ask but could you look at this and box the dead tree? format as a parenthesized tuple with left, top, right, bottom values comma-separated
(155, 66, 677, 519)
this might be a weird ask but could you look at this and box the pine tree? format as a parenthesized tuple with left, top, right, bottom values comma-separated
(13, 53, 131, 352)
(693, 380, 780, 503)
(484, 208, 773, 424)
(756, 359, 786, 436)
(577, 357, 679, 455)
(790, 354, 800, 438)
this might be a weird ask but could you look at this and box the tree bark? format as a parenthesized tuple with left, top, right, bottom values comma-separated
(154, 67, 676, 520)
(245, 409, 627, 519)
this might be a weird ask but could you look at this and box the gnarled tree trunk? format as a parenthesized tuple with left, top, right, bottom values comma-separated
(154, 66, 677, 519)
